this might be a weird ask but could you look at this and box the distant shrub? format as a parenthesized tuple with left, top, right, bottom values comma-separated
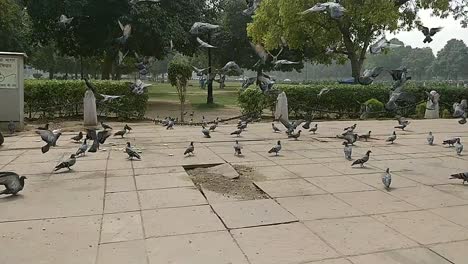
(238, 87, 267, 117)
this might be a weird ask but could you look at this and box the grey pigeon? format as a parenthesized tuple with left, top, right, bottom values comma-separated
(243, 0, 262, 16)
(450, 172, 468, 184)
(288, 130, 302, 140)
(443, 138, 458, 147)
(114, 129, 127, 138)
(124, 124, 133, 132)
(166, 120, 175, 130)
(202, 126, 211, 138)
(76, 139, 88, 157)
(220, 61, 243, 76)
(453, 99, 467, 118)
(230, 129, 243, 137)
(184, 142, 195, 156)
(59, 14, 73, 24)
(427, 132, 434, 145)
(343, 141, 352, 160)
(309, 124, 318, 134)
(300, 2, 346, 19)
(0, 172, 26, 195)
(189, 22, 220, 35)
(272, 123, 281, 133)
(382, 168, 392, 190)
(8, 121, 16, 134)
(125, 142, 141, 160)
(274, 60, 299, 69)
(358, 67, 384, 85)
(234, 140, 243, 156)
(117, 20, 132, 45)
(302, 121, 311, 130)
(98, 130, 111, 144)
(343, 123, 357, 132)
(268, 140, 282, 156)
(359, 131, 372, 142)
(54, 154, 76, 171)
(351, 150, 372, 167)
(209, 122, 217, 131)
(101, 121, 112, 130)
(71, 131, 83, 142)
(418, 25, 443, 43)
(397, 116, 410, 126)
(86, 129, 99, 153)
(0, 131, 3, 146)
(36, 130, 61, 154)
(386, 131, 397, 144)
(369, 37, 402, 54)
(394, 123, 407, 130)
(197, 37, 216, 48)
(455, 138, 463, 155)
(344, 133, 358, 145)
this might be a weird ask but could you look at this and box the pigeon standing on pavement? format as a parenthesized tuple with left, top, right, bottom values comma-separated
(443, 138, 458, 147)
(231, 129, 243, 137)
(344, 133, 358, 145)
(8, 121, 16, 134)
(427, 132, 434, 145)
(268, 140, 282, 156)
(455, 138, 463, 155)
(351, 150, 372, 167)
(36, 130, 61, 154)
(0, 172, 26, 195)
(386, 131, 397, 144)
(76, 139, 88, 157)
(309, 124, 318, 134)
(272, 123, 281, 133)
(202, 126, 211, 138)
(382, 168, 392, 190)
(184, 142, 195, 156)
(71, 132, 83, 142)
(234, 140, 243, 156)
(359, 131, 372, 142)
(288, 130, 302, 140)
(343, 142, 352, 160)
(450, 172, 468, 184)
(54, 154, 77, 171)
(166, 119, 175, 130)
(114, 128, 127, 138)
(209, 122, 217, 131)
(125, 142, 141, 160)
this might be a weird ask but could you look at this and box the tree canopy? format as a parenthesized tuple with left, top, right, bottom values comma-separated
(0, 0, 31, 52)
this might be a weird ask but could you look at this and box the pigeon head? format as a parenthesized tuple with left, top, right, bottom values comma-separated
(277, 140, 281, 145)
(456, 138, 461, 143)
(429, 131, 432, 135)
(190, 141, 194, 145)
(366, 150, 372, 155)
(368, 131, 372, 134)
(271, 123, 275, 126)
(386, 168, 390, 173)
(126, 142, 131, 147)
(70, 154, 76, 158)
(393, 131, 396, 135)
(235, 140, 239, 144)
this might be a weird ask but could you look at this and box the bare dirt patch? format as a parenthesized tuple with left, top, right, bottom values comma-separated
(187, 165, 268, 200)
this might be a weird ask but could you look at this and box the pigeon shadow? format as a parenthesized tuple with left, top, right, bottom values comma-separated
(53, 169, 74, 174)
(0, 194, 25, 201)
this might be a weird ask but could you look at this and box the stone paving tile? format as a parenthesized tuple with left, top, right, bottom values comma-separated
(305, 216, 417, 255)
(231, 222, 339, 264)
(97, 240, 148, 264)
(133, 166, 184, 176)
(2, 161, 55, 175)
(322, 162, 381, 175)
(101, 211, 144, 243)
(433, 184, 468, 200)
(10, 153, 63, 164)
(430, 205, 468, 229)
(135, 172, 194, 190)
(305, 259, 352, 264)
(106, 176, 136, 193)
(277, 194, 363, 221)
(146, 231, 249, 264)
(272, 158, 318, 166)
(348, 247, 451, 264)
(335, 190, 418, 215)
(211, 199, 297, 228)
(429, 240, 468, 264)
(49, 170, 106, 181)
(374, 210, 468, 245)
(138, 187, 207, 210)
(104, 191, 140, 214)
(107, 159, 133, 170)
(286, 163, 343, 178)
(0, 179, 104, 221)
(255, 179, 326, 198)
(142, 205, 225, 238)
(385, 185, 468, 209)
(305, 176, 375, 193)
(0, 215, 100, 264)
(252, 165, 299, 181)
(106, 169, 134, 177)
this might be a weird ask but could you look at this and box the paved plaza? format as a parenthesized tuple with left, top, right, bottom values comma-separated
(0, 119, 467, 264)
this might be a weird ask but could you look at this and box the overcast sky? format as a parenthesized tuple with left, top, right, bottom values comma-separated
(387, 9, 468, 55)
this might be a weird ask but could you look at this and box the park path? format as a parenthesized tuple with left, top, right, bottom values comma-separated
(0, 119, 467, 264)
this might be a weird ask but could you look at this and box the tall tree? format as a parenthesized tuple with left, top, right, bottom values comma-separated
(431, 39, 468, 80)
(0, 0, 31, 52)
(247, 0, 465, 81)
(402, 47, 435, 80)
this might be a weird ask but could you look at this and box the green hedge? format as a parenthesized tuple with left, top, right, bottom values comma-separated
(25, 80, 148, 119)
(239, 83, 468, 119)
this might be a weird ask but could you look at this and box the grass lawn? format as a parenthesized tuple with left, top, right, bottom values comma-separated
(147, 80, 241, 109)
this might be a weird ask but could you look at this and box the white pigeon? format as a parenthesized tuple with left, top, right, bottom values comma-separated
(190, 22, 220, 34)
(427, 132, 434, 145)
(369, 36, 402, 54)
(100, 94, 124, 102)
(382, 168, 392, 190)
(197, 37, 216, 48)
(117, 20, 132, 44)
(220, 61, 243, 75)
(300, 2, 346, 19)
(342, 142, 352, 160)
(455, 138, 464, 155)
(59, 14, 73, 24)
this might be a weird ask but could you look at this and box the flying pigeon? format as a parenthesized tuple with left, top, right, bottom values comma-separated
(386, 131, 397, 144)
(274, 60, 300, 69)
(300, 2, 347, 19)
(98, 130, 111, 144)
(455, 138, 463, 155)
(369, 37, 402, 54)
(125, 142, 141, 160)
(71, 131, 83, 142)
(237, 122, 248, 130)
(37, 123, 49, 130)
(59, 14, 73, 25)
(250, 42, 270, 63)
(0, 172, 26, 195)
(450, 172, 468, 184)
(343, 141, 352, 160)
(202, 126, 211, 138)
(192, 66, 210, 76)
(184, 142, 195, 156)
(388, 67, 411, 84)
(351, 150, 372, 167)
(317, 88, 331, 97)
(301, 121, 311, 130)
(197, 37, 216, 48)
(443, 138, 458, 147)
(84, 78, 99, 95)
(394, 123, 407, 130)
(243, 0, 262, 16)
(382, 168, 392, 190)
(359, 131, 372, 141)
(101, 121, 112, 130)
(85, 129, 99, 153)
(117, 20, 132, 45)
(453, 99, 467, 118)
(288, 130, 302, 140)
(189, 22, 220, 35)
(114, 129, 127, 138)
(8, 121, 16, 134)
(272, 123, 281, 133)
(76, 139, 88, 157)
(220, 61, 243, 76)
(234, 140, 243, 156)
(309, 124, 318, 134)
(397, 116, 410, 126)
(54, 154, 77, 171)
(357, 67, 384, 85)
(344, 123, 357, 132)
(130, 79, 152, 95)
(100, 94, 123, 103)
(427, 132, 434, 145)
(36, 130, 61, 154)
(230, 129, 243, 137)
(418, 25, 443, 43)
(268, 140, 282, 156)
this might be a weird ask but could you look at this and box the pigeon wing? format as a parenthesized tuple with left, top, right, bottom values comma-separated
(429, 27, 442, 36)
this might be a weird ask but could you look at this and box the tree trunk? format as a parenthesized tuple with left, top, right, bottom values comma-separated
(48, 68, 55, 79)
(349, 56, 363, 82)
(207, 33, 214, 104)
(180, 101, 185, 122)
(101, 53, 113, 80)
